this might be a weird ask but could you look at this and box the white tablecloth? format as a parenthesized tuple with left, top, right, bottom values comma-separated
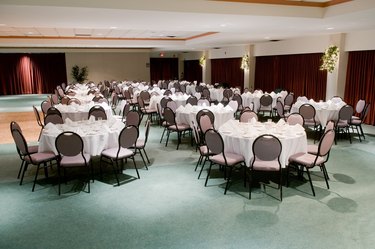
(241, 91, 282, 111)
(55, 102, 113, 122)
(38, 118, 125, 156)
(149, 94, 190, 110)
(176, 104, 235, 128)
(291, 99, 346, 127)
(218, 119, 307, 167)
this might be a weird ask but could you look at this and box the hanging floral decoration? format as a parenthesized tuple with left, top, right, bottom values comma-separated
(320, 45, 339, 73)
(240, 54, 250, 70)
(199, 55, 206, 67)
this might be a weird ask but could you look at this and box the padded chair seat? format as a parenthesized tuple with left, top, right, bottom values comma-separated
(28, 145, 39, 154)
(199, 145, 209, 155)
(351, 116, 360, 120)
(60, 154, 91, 167)
(101, 147, 134, 159)
(135, 139, 145, 148)
(210, 152, 244, 166)
(304, 119, 317, 126)
(252, 160, 280, 171)
(350, 119, 361, 125)
(25, 152, 56, 163)
(259, 106, 272, 111)
(336, 120, 349, 127)
(144, 107, 157, 113)
(289, 152, 325, 168)
(168, 123, 190, 131)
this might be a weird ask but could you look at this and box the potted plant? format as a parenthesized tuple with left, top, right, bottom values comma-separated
(320, 45, 339, 73)
(71, 65, 88, 83)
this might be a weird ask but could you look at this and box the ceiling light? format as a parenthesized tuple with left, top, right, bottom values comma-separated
(110, 26, 118, 29)
(326, 27, 334, 30)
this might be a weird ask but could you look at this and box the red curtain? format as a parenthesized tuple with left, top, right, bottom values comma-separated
(0, 53, 67, 95)
(150, 58, 179, 82)
(254, 53, 327, 100)
(344, 50, 375, 125)
(184, 60, 202, 83)
(211, 58, 244, 91)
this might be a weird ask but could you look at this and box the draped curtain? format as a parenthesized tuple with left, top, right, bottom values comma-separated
(183, 60, 202, 83)
(211, 58, 244, 91)
(254, 53, 327, 100)
(344, 50, 375, 125)
(150, 58, 178, 82)
(0, 53, 67, 95)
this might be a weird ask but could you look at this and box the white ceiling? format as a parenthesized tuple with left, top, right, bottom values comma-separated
(0, 0, 375, 51)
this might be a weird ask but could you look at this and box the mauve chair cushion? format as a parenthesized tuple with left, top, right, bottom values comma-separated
(135, 139, 145, 149)
(199, 145, 209, 155)
(101, 147, 134, 159)
(28, 145, 39, 154)
(60, 154, 91, 167)
(25, 152, 56, 163)
(252, 160, 280, 171)
(289, 152, 325, 168)
(168, 124, 190, 131)
(210, 152, 244, 166)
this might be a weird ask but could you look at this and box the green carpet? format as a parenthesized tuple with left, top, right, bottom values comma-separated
(1, 95, 375, 249)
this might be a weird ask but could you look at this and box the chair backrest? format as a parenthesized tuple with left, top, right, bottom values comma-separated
(98, 98, 109, 105)
(202, 88, 210, 99)
(232, 93, 242, 107)
(180, 84, 186, 93)
(223, 89, 233, 99)
(204, 129, 224, 155)
(284, 93, 294, 106)
(122, 103, 131, 119)
(55, 132, 84, 157)
(11, 129, 30, 157)
(286, 113, 304, 126)
(260, 94, 273, 107)
(164, 89, 172, 96)
(88, 105, 107, 120)
(160, 97, 172, 109)
(58, 88, 65, 98)
(191, 121, 201, 145)
(199, 114, 214, 134)
(338, 105, 354, 123)
(10, 121, 22, 134)
(355, 99, 366, 114)
(140, 90, 151, 102)
(317, 129, 335, 157)
(276, 100, 285, 117)
(299, 104, 316, 120)
(51, 94, 59, 105)
(239, 110, 258, 122)
(61, 96, 70, 105)
(119, 125, 139, 150)
(137, 96, 146, 110)
(41, 100, 52, 116)
(325, 120, 335, 131)
(33, 105, 44, 127)
(44, 113, 64, 125)
(163, 107, 176, 126)
(123, 90, 132, 100)
(196, 109, 215, 127)
(166, 100, 177, 113)
(361, 103, 370, 121)
(46, 106, 62, 117)
(125, 110, 141, 127)
(197, 98, 210, 106)
(252, 134, 282, 168)
(186, 96, 198, 106)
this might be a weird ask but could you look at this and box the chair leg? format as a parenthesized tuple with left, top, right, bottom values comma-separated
(248, 168, 252, 199)
(132, 157, 140, 179)
(195, 155, 203, 171)
(198, 158, 208, 179)
(224, 167, 233, 195)
(58, 163, 61, 195)
(138, 149, 148, 170)
(204, 162, 213, 186)
(165, 130, 170, 147)
(305, 168, 315, 196)
(142, 148, 150, 164)
(160, 127, 166, 143)
(17, 160, 25, 179)
(321, 165, 330, 189)
(32, 164, 41, 192)
(113, 160, 120, 186)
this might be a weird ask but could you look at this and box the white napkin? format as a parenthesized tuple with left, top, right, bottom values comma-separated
(89, 115, 95, 122)
(44, 123, 60, 134)
(224, 105, 234, 111)
(176, 105, 185, 112)
(276, 118, 285, 126)
(217, 103, 224, 108)
(250, 117, 257, 124)
(65, 118, 73, 125)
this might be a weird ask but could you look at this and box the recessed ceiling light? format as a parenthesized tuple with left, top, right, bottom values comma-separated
(220, 24, 227, 27)
(326, 27, 334, 30)
(26, 32, 34, 35)
(110, 26, 118, 29)
(264, 36, 270, 39)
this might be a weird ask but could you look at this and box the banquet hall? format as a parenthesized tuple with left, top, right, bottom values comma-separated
(1, 1, 375, 249)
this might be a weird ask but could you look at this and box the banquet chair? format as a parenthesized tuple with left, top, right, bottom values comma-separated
(186, 96, 198, 106)
(223, 89, 233, 100)
(138, 96, 157, 123)
(352, 99, 366, 120)
(125, 110, 141, 127)
(179, 84, 186, 93)
(287, 129, 335, 196)
(166, 100, 177, 113)
(44, 113, 64, 125)
(67, 98, 81, 105)
(160, 96, 172, 110)
(335, 104, 354, 144)
(61, 96, 70, 105)
(46, 106, 62, 117)
(140, 91, 151, 106)
(201, 88, 211, 102)
(204, 129, 246, 195)
(283, 93, 294, 113)
(164, 89, 172, 96)
(33, 105, 44, 140)
(41, 100, 52, 117)
(88, 105, 107, 120)
(55, 132, 92, 195)
(198, 114, 214, 137)
(164, 107, 192, 150)
(196, 109, 215, 139)
(350, 103, 370, 142)
(192, 121, 211, 176)
(99, 125, 140, 186)
(92, 95, 103, 102)
(58, 88, 65, 98)
(124, 90, 137, 109)
(275, 100, 287, 120)
(307, 120, 335, 162)
(299, 103, 321, 142)
(232, 94, 244, 117)
(239, 110, 258, 123)
(248, 134, 282, 200)
(132, 119, 151, 170)
(258, 94, 273, 117)
(11, 129, 57, 191)
(10, 121, 39, 180)
(97, 97, 109, 105)
(51, 93, 59, 105)
(286, 113, 304, 126)
(197, 98, 210, 106)
(114, 103, 130, 122)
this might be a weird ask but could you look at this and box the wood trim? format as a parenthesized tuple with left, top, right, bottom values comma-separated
(211, 0, 352, 8)
(186, 32, 217, 40)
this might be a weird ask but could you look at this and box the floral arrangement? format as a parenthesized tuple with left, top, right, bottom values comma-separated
(320, 45, 339, 73)
(199, 55, 206, 67)
(241, 54, 250, 70)
(71, 65, 88, 83)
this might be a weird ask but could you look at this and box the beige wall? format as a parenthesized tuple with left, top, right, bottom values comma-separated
(65, 52, 150, 83)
